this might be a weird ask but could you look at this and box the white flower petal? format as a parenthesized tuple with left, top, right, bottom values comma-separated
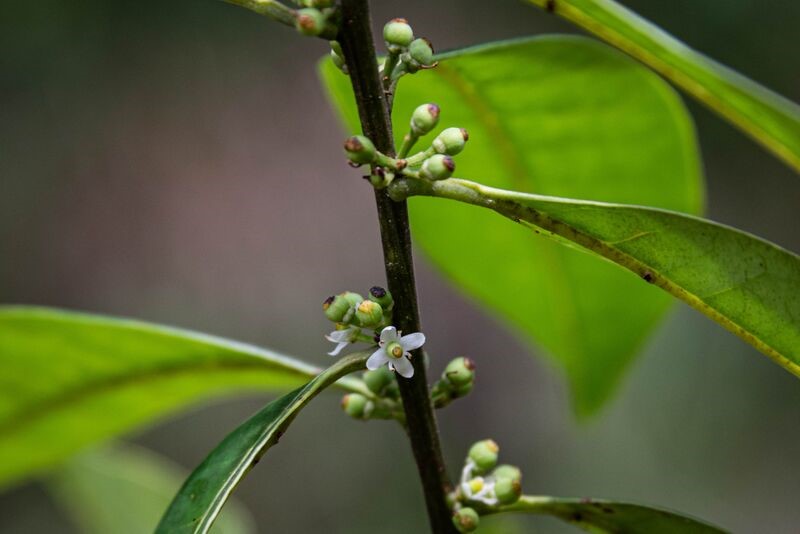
(379, 326, 398, 344)
(366, 348, 390, 370)
(392, 356, 414, 378)
(399, 332, 425, 351)
(327, 342, 348, 357)
(325, 329, 351, 343)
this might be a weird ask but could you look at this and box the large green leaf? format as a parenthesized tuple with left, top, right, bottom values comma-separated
(494, 495, 726, 533)
(156, 351, 368, 534)
(321, 36, 703, 415)
(50, 443, 254, 534)
(0, 306, 365, 488)
(524, 0, 800, 172)
(390, 177, 800, 378)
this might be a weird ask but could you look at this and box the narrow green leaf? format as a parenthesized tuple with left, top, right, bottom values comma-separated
(321, 36, 703, 415)
(495, 495, 727, 533)
(0, 306, 366, 488)
(392, 177, 800, 377)
(156, 351, 369, 534)
(49, 443, 254, 534)
(525, 0, 800, 172)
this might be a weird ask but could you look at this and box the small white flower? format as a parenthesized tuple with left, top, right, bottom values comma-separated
(325, 325, 361, 356)
(459, 460, 498, 505)
(366, 326, 425, 379)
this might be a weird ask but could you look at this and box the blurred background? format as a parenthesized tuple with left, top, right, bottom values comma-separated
(2, 0, 799, 532)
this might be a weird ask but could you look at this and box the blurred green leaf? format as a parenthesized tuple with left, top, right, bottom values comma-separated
(524, 0, 800, 173)
(0, 306, 359, 488)
(396, 177, 800, 381)
(156, 351, 368, 534)
(321, 36, 703, 415)
(50, 443, 254, 534)
(497, 495, 727, 533)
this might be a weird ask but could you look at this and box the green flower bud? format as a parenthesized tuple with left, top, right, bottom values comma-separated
(420, 154, 455, 180)
(355, 299, 383, 327)
(368, 286, 394, 310)
(492, 464, 522, 483)
(344, 135, 377, 165)
(323, 295, 351, 322)
(408, 38, 434, 66)
(383, 18, 414, 52)
(468, 439, 499, 473)
(384, 380, 401, 399)
(494, 475, 522, 505)
(302, 0, 334, 7)
(452, 507, 479, 533)
(363, 367, 394, 395)
(443, 357, 475, 387)
(330, 49, 346, 69)
(341, 291, 364, 307)
(295, 8, 325, 37)
(454, 381, 474, 398)
(433, 127, 469, 156)
(341, 393, 371, 419)
(410, 103, 440, 137)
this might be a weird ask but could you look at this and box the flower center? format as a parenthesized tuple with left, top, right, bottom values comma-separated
(386, 342, 404, 359)
(468, 477, 484, 494)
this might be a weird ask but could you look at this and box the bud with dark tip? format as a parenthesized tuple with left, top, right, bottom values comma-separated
(368, 286, 394, 311)
(468, 439, 499, 473)
(383, 18, 414, 52)
(344, 135, 377, 165)
(410, 103, 440, 136)
(323, 295, 351, 322)
(420, 154, 455, 180)
(341, 393, 371, 419)
(494, 476, 522, 505)
(295, 8, 325, 36)
(355, 299, 383, 328)
(363, 367, 394, 395)
(433, 127, 469, 155)
(452, 507, 479, 533)
(408, 38, 434, 66)
(443, 357, 475, 387)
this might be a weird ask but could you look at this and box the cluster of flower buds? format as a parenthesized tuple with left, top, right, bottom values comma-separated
(323, 287, 394, 356)
(431, 357, 476, 408)
(293, 0, 336, 37)
(451, 440, 524, 531)
(381, 18, 436, 83)
(342, 103, 469, 187)
(339, 366, 404, 422)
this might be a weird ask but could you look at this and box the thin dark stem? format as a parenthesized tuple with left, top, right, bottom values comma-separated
(336, 1, 457, 532)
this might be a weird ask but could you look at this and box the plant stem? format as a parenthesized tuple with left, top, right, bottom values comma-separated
(336, 1, 457, 532)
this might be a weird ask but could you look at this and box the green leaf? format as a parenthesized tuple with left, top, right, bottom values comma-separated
(156, 351, 368, 534)
(496, 495, 727, 533)
(392, 177, 800, 379)
(49, 443, 254, 534)
(524, 0, 800, 173)
(0, 306, 366, 488)
(321, 36, 703, 415)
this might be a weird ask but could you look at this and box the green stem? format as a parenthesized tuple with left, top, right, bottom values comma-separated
(398, 133, 419, 159)
(222, 0, 338, 39)
(381, 51, 400, 90)
(336, 1, 457, 532)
